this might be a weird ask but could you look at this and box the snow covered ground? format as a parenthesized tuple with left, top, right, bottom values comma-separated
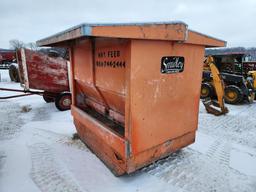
(0, 69, 256, 192)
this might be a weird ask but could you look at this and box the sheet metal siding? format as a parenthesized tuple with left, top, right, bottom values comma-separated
(37, 21, 188, 46)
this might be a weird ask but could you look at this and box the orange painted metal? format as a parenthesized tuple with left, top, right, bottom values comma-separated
(37, 22, 226, 176)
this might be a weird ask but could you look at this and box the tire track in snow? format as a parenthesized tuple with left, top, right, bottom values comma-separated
(198, 103, 256, 148)
(145, 150, 229, 192)
(31, 128, 89, 151)
(206, 139, 231, 166)
(29, 143, 85, 192)
(144, 147, 255, 192)
(144, 104, 256, 192)
(32, 104, 51, 121)
(0, 101, 23, 140)
(0, 151, 6, 175)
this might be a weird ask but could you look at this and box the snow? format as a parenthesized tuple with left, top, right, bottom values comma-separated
(0, 69, 9, 82)
(230, 148, 256, 176)
(55, 145, 181, 192)
(0, 70, 9, 82)
(0, 69, 256, 192)
(189, 132, 215, 154)
(1, 137, 40, 192)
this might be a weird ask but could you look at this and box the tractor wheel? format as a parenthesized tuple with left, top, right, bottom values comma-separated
(55, 92, 72, 111)
(200, 82, 214, 99)
(43, 92, 55, 103)
(9, 64, 20, 82)
(224, 85, 243, 104)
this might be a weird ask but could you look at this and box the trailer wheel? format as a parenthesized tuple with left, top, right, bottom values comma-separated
(200, 82, 214, 99)
(9, 64, 20, 82)
(55, 92, 71, 111)
(224, 85, 243, 104)
(43, 92, 55, 103)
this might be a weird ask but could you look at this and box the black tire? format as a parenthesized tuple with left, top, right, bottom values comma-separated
(224, 85, 243, 104)
(43, 92, 55, 103)
(9, 64, 20, 82)
(200, 82, 214, 99)
(55, 92, 72, 111)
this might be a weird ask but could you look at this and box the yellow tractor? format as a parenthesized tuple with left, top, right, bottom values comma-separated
(201, 56, 229, 116)
(201, 55, 256, 105)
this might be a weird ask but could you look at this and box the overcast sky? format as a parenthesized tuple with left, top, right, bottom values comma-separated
(0, 0, 256, 49)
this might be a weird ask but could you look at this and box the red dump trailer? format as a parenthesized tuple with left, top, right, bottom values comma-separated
(0, 49, 16, 69)
(16, 48, 72, 110)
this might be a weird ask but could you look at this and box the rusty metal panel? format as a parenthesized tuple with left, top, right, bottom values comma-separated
(37, 22, 226, 48)
(37, 22, 188, 46)
(73, 38, 128, 124)
(72, 106, 126, 157)
(126, 131, 196, 173)
(94, 38, 128, 115)
(37, 26, 83, 47)
(128, 40, 204, 154)
(0, 50, 15, 63)
(73, 39, 93, 85)
(73, 39, 108, 108)
(90, 23, 188, 41)
(0, 49, 16, 69)
(17, 48, 69, 93)
(186, 30, 227, 47)
(74, 116, 126, 176)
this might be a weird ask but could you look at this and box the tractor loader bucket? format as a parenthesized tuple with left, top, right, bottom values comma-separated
(202, 98, 228, 116)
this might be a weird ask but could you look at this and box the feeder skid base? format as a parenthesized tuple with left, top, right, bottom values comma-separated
(72, 106, 196, 176)
(72, 106, 126, 176)
(126, 131, 195, 174)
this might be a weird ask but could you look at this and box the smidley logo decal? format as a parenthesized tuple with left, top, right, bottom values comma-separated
(161, 56, 185, 74)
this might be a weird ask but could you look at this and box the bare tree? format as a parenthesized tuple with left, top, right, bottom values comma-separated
(9, 39, 25, 50)
(26, 42, 38, 51)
